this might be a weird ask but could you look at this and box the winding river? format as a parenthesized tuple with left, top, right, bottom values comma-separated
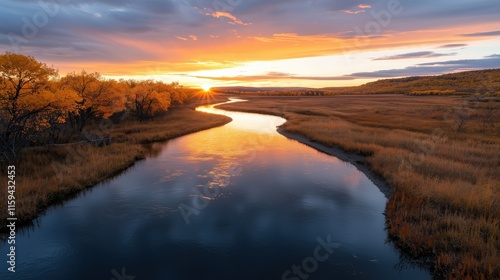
(1, 99, 430, 280)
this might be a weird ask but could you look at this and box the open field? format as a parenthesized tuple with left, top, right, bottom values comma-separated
(0, 95, 231, 230)
(218, 94, 500, 279)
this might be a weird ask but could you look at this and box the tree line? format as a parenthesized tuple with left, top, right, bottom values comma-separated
(0, 52, 189, 163)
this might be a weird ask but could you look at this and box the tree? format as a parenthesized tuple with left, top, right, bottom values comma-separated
(39, 80, 79, 144)
(125, 80, 172, 120)
(0, 52, 59, 162)
(169, 82, 187, 105)
(60, 70, 125, 132)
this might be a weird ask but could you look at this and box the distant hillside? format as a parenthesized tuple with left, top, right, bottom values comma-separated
(348, 68, 500, 95)
(213, 68, 500, 96)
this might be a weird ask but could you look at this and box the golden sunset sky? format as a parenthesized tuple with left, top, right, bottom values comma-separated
(1, 0, 499, 88)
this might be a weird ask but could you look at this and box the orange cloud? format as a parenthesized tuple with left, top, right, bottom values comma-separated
(209, 11, 251, 26)
(342, 4, 371, 14)
(176, 35, 198, 41)
(252, 33, 344, 44)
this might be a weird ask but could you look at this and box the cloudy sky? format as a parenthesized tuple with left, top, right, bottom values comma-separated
(1, 0, 499, 87)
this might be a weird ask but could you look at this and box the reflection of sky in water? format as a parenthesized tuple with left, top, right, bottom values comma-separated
(0, 99, 430, 280)
(197, 98, 286, 135)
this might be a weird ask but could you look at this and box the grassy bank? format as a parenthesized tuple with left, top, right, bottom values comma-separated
(0, 95, 231, 230)
(218, 95, 500, 279)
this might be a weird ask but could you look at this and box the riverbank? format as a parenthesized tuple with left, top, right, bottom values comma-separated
(217, 95, 500, 280)
(277, 127, 392, 198)
(0, 96, 231, 231)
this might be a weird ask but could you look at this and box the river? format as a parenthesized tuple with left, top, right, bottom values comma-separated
(0, 99, 430, 280)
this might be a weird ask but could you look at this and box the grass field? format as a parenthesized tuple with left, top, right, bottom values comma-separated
(0, 95, 231, 230)
(218, 94, 500, 279)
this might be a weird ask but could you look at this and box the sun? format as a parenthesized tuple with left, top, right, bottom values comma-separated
(201, 84, 212, 92)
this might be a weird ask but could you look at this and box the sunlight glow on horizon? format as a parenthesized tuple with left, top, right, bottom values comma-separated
(201, 84, 212, 92)
(101, 38, 500, 88)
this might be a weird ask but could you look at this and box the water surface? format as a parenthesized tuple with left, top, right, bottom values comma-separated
(0, 99, 429, 280)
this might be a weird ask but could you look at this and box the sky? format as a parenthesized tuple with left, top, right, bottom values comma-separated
(1, 0, 499, 88)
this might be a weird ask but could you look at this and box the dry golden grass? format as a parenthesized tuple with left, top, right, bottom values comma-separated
(8, 143, 144, 222)
(112, 107, 230, 144)
(219, 94, 500, 279)
(0, 95, 231, 229)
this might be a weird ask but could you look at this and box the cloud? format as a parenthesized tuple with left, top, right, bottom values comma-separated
(358, 4, 372, 9)
(437, 43, 468, 48)
(316, 1, 376, 12)
(348, 55, 500, 78)
(252, 33, 340, 43)
(208, 11, 251, 26)
(70, 0, 178, 15)
(341, 9, 366, 14)
(460, 30, 500, 37)
(342, 3, 372, 14)
(417, 55, 500, 67)
(373, 51, 456, 60)
(192, 72, 355, 82)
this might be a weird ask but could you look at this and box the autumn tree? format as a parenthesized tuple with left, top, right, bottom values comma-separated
(169, 82, 187, 105)
(0, 52, 60, 162)
(60, 71, 125, 132)
(125, 80, 172, 120)
(39, 80, 79, 144)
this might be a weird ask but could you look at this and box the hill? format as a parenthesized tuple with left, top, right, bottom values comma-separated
(213, 68, 500, 96)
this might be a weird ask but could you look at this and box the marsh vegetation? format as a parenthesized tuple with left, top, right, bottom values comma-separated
(219, 94, 500, 279)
